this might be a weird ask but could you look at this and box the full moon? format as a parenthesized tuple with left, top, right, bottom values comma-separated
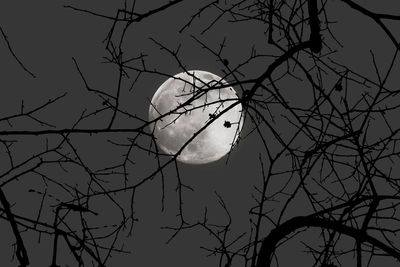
(148, 70, 243, 164)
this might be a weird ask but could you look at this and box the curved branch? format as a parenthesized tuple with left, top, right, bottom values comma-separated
(256, 215, 400, 267)
(0, 25, 36, 78)
(340, 0, 400, 51)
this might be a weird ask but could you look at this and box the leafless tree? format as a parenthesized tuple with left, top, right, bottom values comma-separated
(1, 0, 400, 266)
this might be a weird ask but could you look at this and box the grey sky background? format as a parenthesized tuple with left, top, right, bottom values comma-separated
(0, 0, 399, 266)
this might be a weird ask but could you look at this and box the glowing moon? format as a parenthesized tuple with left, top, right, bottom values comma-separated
(148, 70, 243, 164)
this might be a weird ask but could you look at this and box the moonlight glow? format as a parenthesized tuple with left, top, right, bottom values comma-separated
(149, 70, 243, 164)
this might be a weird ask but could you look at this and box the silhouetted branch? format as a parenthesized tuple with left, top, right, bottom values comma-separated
(0, 25, 36, 78)
(256, 214, 400, 267)
(0, 188, 29, 267)
(0, 127, 148, 136)
(1, 0, 400, 266)
(307, 0, 322, 53)
(340, 0, 400, 50)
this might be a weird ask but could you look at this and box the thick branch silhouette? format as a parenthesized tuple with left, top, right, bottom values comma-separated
(256, 214, 400, 267)
(0, 188, 29, 266)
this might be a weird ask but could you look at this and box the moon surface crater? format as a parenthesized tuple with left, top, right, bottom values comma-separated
(149, 70, 243, 164)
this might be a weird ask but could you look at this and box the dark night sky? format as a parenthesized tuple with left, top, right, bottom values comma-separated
(0, 0, 399, 266)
